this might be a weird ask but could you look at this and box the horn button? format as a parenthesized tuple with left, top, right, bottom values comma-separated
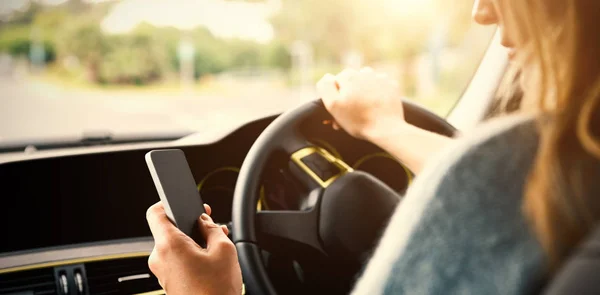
(319, 171, 401, 265)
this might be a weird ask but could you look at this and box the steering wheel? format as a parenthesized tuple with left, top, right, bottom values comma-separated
(232, 99, 456, 294)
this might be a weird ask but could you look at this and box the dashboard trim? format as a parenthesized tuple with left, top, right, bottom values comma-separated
(196, 166, 268, 211)
(0, 238, 154, 274)
(290, 146, 353, 188)
(0, 115, 279, 165)
(310, 138, 342, 159)
(352, 152, 414, 184)
(196, 166, 241, 192)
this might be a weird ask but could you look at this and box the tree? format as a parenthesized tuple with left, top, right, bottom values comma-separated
(0, 25, 31, 54)
(268, 0, 477, 95)
(270, 0, 473, 62)
(270, 0, 358, 62)
(57, 18, 108, 82)
(98, 28, 170, 84)
(264, 42, 291, 70)
(2, 1, 43, 25)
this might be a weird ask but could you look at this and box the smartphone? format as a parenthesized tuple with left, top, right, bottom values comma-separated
(145, 149, 206, 247)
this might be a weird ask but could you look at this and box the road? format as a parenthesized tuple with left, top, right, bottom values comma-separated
(0, 76, 316, 146)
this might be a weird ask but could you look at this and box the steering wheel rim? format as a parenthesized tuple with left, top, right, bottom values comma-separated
(232, 99, 455, 295)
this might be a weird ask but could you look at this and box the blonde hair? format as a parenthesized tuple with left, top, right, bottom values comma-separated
(504, 0, 600, 271)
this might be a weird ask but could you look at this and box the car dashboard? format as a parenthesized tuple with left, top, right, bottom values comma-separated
(0, 115, 412, 295)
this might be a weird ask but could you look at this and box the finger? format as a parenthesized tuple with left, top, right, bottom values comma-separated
(317, 74, 341, 109)
(149, 252, 165, 288)
(198, 213, 233, 252)
(221, 224, 229, 236)
(147, 249, 162, 279)
(203, 203, 212, 216)
(336, 68, 358, 90)
(146, 202, 178, 246)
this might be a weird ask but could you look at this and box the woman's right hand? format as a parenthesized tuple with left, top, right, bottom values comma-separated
(316, 67, 406, 141)
(146, 203, 242, 295)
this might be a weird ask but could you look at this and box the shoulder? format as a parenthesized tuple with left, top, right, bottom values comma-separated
(352, 115, 544, 295)
(421, 114, 540, 207)
(406, 113, 540, 221)
(443, 113, 539, 178)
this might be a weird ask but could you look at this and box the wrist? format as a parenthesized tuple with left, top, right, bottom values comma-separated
(361, 118, 411, 143)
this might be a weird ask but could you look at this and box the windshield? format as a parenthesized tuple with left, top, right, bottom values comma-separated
(0, 0, 495, 146)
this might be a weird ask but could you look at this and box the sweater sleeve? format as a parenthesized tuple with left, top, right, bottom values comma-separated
(351, 116, 545, 295)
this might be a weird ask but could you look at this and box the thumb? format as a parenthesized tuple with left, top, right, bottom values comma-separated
(198, 213, 231, 251)
(317, 74, 341, 110)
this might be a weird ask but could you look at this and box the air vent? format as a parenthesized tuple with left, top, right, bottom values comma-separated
(0, 267, 57, 295)
(85, 256, 161, 295)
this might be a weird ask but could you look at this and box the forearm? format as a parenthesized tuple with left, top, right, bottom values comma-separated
(365, 123, 454, 174)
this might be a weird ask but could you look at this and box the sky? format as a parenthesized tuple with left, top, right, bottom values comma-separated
(0, 0, 280, 42)
(0, 0, 32, 16)
(0, 0, 438, 43)
(101, 0, 279, 42)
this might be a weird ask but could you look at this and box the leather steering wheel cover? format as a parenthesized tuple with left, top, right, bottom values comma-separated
(402, 99, 456, 137)
(232, 100, 323, 244)
(232, 99, 456, 295)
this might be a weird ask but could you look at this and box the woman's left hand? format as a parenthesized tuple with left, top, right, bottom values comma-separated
(146, 202, 243, 295)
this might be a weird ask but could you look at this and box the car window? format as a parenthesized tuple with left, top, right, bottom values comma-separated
(0, 0, 495, 144)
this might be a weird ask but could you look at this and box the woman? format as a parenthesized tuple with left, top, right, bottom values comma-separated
(145, 0, 600, 294)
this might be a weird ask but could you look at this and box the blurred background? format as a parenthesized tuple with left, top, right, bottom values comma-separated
(0, 0, 495, 145)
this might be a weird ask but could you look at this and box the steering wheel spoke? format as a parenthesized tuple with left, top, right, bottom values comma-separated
(233, 99, 456, 295)
(256, 201, 326, 256)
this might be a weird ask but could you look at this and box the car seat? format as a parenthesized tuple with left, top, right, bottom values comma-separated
(543, 226, 600, 294)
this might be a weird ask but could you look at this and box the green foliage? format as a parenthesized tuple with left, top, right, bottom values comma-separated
(271, 0, 357, 62)
(3, 2, 43, 25)
(98, 32, 168, 84)
(0, 25, 31, 53)
(0, 24, 56, 63)
(7, 39, 56, 62)
(271, 0, 471, 64)
(32, 8, 69, 35)
(57, 20, 107, 61)
(167, 30, 291, 78)
(192, 47, 228, 78)
(265, 42, 292, 70)
(7, 39, 30, 56)
(229, 40, 262, 68)
(0, 0, 473, 88)
(99, 46, 159, 85)
(177, 28, 230, 77)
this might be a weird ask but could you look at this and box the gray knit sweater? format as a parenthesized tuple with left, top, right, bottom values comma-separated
(352, 115, 545, 295)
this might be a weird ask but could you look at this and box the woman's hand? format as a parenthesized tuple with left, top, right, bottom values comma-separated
(317, 67, 453, 173)
(317, 67, 406, 140)
(146, 202, 243, 295)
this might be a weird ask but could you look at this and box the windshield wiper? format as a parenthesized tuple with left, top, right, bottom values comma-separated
(0, 131, 192, 153)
